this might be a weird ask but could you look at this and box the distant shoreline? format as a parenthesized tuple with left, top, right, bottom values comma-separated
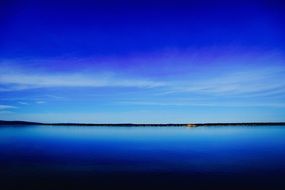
(1, 120, 285, 127)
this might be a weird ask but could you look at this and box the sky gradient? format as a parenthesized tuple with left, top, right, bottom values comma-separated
(1, 0, 285, 123)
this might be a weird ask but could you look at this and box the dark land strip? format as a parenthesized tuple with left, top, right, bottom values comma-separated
(1, 120, 285, 127)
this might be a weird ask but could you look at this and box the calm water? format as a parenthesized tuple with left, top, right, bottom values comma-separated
(0, 125, 285, 189)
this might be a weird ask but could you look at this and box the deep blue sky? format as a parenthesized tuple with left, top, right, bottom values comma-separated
(0, 0, 285, 123)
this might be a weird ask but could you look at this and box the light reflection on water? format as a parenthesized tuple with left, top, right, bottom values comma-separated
(0, 125, 285, 173)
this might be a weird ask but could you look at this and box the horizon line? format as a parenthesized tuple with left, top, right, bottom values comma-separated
(1, 120, 285, 127)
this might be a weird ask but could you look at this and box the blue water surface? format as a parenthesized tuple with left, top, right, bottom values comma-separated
(0, 125, 285, 189)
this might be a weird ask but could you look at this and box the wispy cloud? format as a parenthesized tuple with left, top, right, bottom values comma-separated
(18, 101, 29, 105)
(0, 111, 13, 114)
(120, 100, 285, 108)
(45, 95, 65, 100)
(0, 105, 17, 110)
(166, 68, 285, 96)
(0, 50, 284, 98)
(36, 101, 46, 104)
(0, 72, 164, 91)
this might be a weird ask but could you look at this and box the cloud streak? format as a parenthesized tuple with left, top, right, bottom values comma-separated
(36, 101, 46, 104)
(0, 105, 16, 110)
(167, 68, 285, 96)
(119, 100, 285, 108)
(1, 49, 284, 98)
(0, 72, 164, 91)
(18, 101, 29, 105)
(1, 66, 285, 98)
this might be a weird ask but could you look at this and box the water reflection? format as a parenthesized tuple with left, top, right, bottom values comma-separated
(1, 125, 285, 173)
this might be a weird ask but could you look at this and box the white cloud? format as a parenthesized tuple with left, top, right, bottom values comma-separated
(0, 67, 284, 97)
(45, 95, 65, 99)
(164, 67, 285, 96)
(0, 50, 284, 98)
(0, 105, 17, 110)
(119, 101, 285, 108)
(18, 101, 29, 105)
(0, 72, 164, 91)
(0, 111, 13, 114)
(36, 101, 46, 104)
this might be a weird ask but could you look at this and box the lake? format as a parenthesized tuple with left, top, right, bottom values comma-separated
(0, 125, 285, 190)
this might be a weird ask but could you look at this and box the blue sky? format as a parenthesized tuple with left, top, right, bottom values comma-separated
(0, 0, 285, 123)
